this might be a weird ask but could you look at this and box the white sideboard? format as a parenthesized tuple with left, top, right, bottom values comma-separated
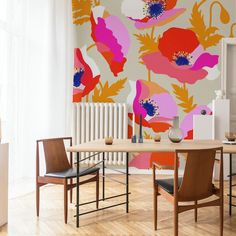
(213, 99, 230, 180)
(0, 143, 9, 227)
(193, 115, 214, 140)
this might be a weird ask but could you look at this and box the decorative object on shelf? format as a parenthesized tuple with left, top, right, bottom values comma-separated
(215, 90, 224, 100)
(168, 116, 183, 143)
(131, 113, 136, 143)
(138, 114, 143, 143)
(201, 109, 207, 115)
(105, 137, 113, 145)
(131, 135, 137, 143)
(225, 132, 236, 142)
(154, 135, 161, 142)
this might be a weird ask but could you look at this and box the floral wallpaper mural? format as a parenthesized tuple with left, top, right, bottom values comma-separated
(72, 0, 236, 168)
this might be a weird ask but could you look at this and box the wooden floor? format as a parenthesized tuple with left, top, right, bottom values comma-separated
(1, 175, 236, 236)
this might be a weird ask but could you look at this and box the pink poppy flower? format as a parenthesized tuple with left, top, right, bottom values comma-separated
(129, 152, 176, 169)
(121, 0, 186, 29)
(91, 6, 130, 76)
(73, 46, 100, 102)
(132, 80, 177, 132)
(142, 28, 219, 84)
(180, 105, 212, 139)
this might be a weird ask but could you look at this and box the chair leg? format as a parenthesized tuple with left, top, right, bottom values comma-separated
(154, 189, 158, 230)
(64, 179, 68, 224)
(220, 200, 224, 236)
(96, 171, 99, 209)
(174, 204, 178, 236)
(70, 178, 73, 204)
(194, 201, 197, 222)
(36, 183, 40, 217)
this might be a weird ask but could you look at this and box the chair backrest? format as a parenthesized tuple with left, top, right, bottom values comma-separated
(36, 137, 72, 174)
(177, 147, 223, 201)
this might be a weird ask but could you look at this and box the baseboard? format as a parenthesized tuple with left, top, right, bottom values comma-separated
(104, 167, 184, 175)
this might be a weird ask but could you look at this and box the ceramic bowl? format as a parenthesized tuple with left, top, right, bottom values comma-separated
(225, 132, 236, 142)
(105, 137, 113, 145)
(154, 135, 161, 142)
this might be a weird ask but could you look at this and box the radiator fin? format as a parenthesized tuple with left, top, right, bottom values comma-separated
(72, 103, 128, 165)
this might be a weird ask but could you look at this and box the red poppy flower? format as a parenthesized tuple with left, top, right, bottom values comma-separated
(142, 28, 219, 84)
(73, 47, 100, 102)
(91, 6, 130, 77)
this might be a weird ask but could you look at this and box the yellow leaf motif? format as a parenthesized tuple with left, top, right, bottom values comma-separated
(172, 84, 197, 113)
(205, 26, 218, 37)
(189, 1, 226, 49)
(92, 87, 100, 100)
(72, 0, 93, 25)
(204, 34, 223, 48)
(189, 2, 206, 46)
(144, 131, 152, 140)
(92, 78, 127, 103)
(134, 33, 159, 58)
(73, 17, 91, 26)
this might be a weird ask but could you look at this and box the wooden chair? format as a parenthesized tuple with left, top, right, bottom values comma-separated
(36, 137, 100, 223)
(153, 147, 224, 236)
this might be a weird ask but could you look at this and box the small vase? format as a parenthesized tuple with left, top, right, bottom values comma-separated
(168, 116, 183, 143)
(138, 114, 143, 143)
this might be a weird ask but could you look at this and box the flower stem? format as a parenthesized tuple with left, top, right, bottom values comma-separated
(148, 70, 151, 82)
(151, 26, 155, 39)
(87, 44, 96, 52)
(209, 1, 224, 27)
(99, 81, 103, 89)
(198, 0, 206, 8)
(230, 23, 236, 37)
(94, 0, 100, 5)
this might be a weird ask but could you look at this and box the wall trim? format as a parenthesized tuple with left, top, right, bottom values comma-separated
(104, 167, 184, 175)
(221, 38, 236, 97)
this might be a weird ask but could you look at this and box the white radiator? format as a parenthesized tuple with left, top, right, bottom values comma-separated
(72, 103, 128, 165)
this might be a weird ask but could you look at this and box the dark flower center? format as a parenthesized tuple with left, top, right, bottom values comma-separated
(144, 0, 166, 19)
(175, 56, 189, 66)
(173, 51, 192, 66)
(140, 99, 159, 117)
(73, 68, 84, 87)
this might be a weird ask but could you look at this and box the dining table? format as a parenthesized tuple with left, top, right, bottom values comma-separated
(67, 139, 236, 227)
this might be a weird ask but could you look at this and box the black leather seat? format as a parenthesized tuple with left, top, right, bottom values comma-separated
(45, 167, 100, 178)
(156, 178, 183, 194)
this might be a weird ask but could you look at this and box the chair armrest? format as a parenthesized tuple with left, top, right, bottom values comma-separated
(152, 162, 174, 187)
(152, 162, 174, 170)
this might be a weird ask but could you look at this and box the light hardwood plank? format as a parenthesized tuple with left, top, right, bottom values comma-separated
(0, 175, 236, 236)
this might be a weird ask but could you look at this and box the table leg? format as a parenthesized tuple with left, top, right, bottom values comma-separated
(126, 152, 129, 213)
(76, 152, 80, 227)
(102, 152, 105, 200)
(229, 153, 232, 216)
